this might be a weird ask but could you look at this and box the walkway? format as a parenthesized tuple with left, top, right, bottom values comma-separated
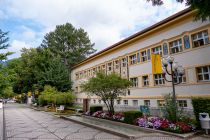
(3, 103, 210, 140)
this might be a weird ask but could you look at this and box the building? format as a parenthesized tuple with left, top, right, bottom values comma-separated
(71, 8, 210, 110)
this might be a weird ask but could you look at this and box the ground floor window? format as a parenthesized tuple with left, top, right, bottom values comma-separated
(178, 100, 187, 107)
(93, 99, 96, 104)
(98, 100, 101, 104)
(144, 100, 150, 106)
(123, 100, 128, 106)
(157, 100, 165, 107)
(117, 100, 121, 105)
(132, 100, 138, 107)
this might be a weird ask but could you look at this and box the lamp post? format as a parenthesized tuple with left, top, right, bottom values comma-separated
(162, 56, 185, 121)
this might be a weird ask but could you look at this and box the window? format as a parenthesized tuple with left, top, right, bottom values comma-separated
(137, 53, 141, 62)
(88, 70, 91, 76)
(142, 75, 149, 86)
(75, 87, 78, 93)
(107, 62, 112, 71)
(152, 46, 162, 56)
(122, 58, 127, 67)
(101, 65, 106, 73)
(163, 43, 168, 55)
(154, 74, 165, 85)
(192, 30, 209, 48)
(169, 39, 182, 54)
(117, 100, 121, 105)
(93, 68, 96, 75)
(76, 73, 79, 79)
(129, 54, 137, 65)
(147, 49, 151, 60)
(79, 72, 83, 78)
(183, 35, 190, 49)
(84, 71, 87, 78)
(93, 99, 96, 104)
(130, 77, 138, 87)
(98, 100, 101, 104)
(123, 100, 128, 106)
(132, 100, 138, 107)
(178, 100, 187, 107)
(141, 51, 147, 62)
(115, 60, 119, 69)
(174, 73, 186, 84)
(157, 100, 165, 107)
(97, 66, 101, 72)
(144, 100, 150, 106)
(197, 66, 210, 81)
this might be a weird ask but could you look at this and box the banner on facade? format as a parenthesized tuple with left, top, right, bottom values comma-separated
(151, 54, 162, 74)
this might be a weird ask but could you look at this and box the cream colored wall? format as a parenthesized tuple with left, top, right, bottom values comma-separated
(72, 17, 210, 108)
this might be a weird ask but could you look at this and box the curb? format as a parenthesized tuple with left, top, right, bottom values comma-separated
(60, 116, 136, 139)
(61, 115, 198, 139)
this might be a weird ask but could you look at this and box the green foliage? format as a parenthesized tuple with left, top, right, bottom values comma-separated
(82, 72, 132, 116)
(40, 23, 96, 72)
(38, 85, 74, 107)
(192, 97, 210, 126)
(0, 86, 16, 98)
(90, 106, 103, 114)
(124, 110, 143, 124)
(147, 0, 210, 21)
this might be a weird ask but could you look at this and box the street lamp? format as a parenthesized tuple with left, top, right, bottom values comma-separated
(162, 56, 185, 121)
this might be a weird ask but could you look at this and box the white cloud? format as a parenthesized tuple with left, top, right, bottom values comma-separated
(2, 40, 33, 59)
(2, 0, 186, 54)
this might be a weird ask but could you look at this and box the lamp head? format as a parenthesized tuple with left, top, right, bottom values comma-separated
(172, 62, 179, 70)
(167, 56, 174, 64)
(162, 57, 168, 67)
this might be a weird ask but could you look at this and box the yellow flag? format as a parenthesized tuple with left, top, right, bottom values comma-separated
(151, 54, 162, 74)
(28, 92, 32, 97)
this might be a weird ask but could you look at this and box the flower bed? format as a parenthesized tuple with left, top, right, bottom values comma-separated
(137, 116, 196, 133)
(85, 111, 196, 134)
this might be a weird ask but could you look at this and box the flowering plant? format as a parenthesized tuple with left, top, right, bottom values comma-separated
(113, 113, 124, 121)
(92, 111, 103, 117)
(136, 116, 195, 133)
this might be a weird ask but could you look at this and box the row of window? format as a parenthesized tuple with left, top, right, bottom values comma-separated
(129, 65, 210, 87)
(88, 99, 188, 108)
(75, 29, 209, 80)
(130, 73, 186, 87)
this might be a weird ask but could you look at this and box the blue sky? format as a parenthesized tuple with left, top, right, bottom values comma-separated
(0, 0, 186, 59)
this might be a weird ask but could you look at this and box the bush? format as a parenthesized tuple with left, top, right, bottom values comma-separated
(38, 85, 75, 107)
(90, 106, 103, 114)
(192, 97, 210, 127)
(124, 110, 143, 124)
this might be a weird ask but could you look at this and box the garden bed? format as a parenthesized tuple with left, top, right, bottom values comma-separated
(83, 110, 198, 137)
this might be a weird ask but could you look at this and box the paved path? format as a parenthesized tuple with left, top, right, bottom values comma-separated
(3, 104, 210, 140)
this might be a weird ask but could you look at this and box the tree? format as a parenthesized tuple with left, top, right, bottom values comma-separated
(0, 29, 12, 61)
(39, 57, 71, 92)
(147, 0, 210, 21)
(40, 23, 96, 80)
(82, 72, 132, 116)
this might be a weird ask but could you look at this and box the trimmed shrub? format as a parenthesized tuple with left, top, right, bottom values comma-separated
(192, 97, 210, 127)
(90, 106, 103, 114)
(124, 110, 143, 124)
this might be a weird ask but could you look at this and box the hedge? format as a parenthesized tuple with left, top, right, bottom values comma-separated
(192, 97, 210, 127)
(90, 106, 103, 114)
(124, 110, 143, 124)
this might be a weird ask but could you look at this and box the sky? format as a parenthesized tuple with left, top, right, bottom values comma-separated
(0, 0, 187, 59)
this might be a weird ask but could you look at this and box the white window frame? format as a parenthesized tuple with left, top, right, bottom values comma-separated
(117, 100, 121, 105)
(169, 39, 182, 54)
(130, 77, 138, 87)
(130, 54, 137, 65)
(197, 66, 210, 82)
(154, 74, 165, 85)
(152, 46, 162, 56)
(144, 100, 150, 106)
(132, 100, 138, 107)
(178, 100, 187, 108)
(122, 58, 127, 67)
(115, 60, 119, 69)
(157, 100, 165, 107)
(107, 62, 112, 71)
(142, 75, 149, 86)
(192, 30, 209, 48)
(123, 100, 128, 106)
(141, 51, 147, 62)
